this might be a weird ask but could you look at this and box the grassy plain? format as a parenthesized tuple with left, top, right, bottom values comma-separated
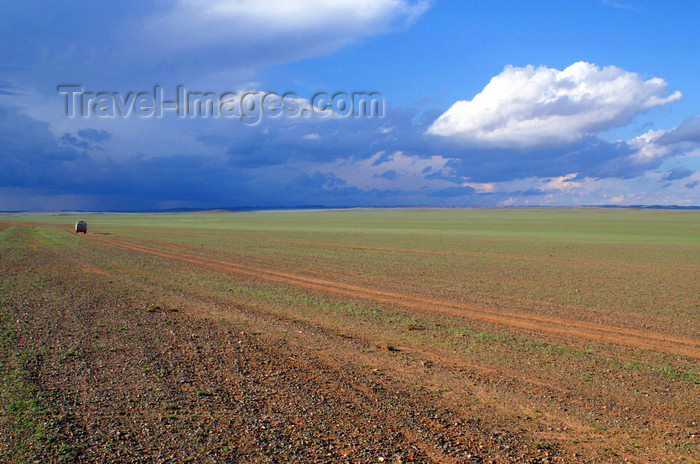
(1, 208, 699, 462)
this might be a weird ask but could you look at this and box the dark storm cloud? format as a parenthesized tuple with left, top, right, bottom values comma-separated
(60, 133, 92, 150)
(375, 170, 398, 180)
(3, 98, 699, 211)
(201, 105, 650, 185)
(59, 129, 113, 151)
(663, 168, 694, 181)
(427, 186, 475, 198)
(0, 105, 247, 206)
(658, 115, 700, 145)
(77, 129, 112, 144)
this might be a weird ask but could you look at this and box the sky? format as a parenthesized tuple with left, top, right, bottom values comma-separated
(1, 0, 699, 211)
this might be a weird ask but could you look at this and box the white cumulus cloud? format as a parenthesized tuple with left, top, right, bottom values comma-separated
(427, 61, 681, 148)
(627, 128, 675, 163)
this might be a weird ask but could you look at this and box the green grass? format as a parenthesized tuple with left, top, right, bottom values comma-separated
(10, 207, 699, 245)
(9, 208, 699, 319)
(0, 231, 60, 461)
(0, 209, 698, 462)
(2, 209, 698, 392)
(5, 209, 697, 351)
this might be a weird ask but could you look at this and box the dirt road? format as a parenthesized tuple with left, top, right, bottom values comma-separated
(2, 224, 698, 463)
(88, 233, 700, 359)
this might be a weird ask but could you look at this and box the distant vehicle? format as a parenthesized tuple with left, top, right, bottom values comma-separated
(75, 221, 87, 234)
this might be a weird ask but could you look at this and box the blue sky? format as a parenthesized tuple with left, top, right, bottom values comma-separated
(1, 0, 699, 210)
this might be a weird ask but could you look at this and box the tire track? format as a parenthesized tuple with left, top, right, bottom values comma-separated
(168, 232, 700, 272)
(85, 233, 700, 359)
(110, 233, 700, 328)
